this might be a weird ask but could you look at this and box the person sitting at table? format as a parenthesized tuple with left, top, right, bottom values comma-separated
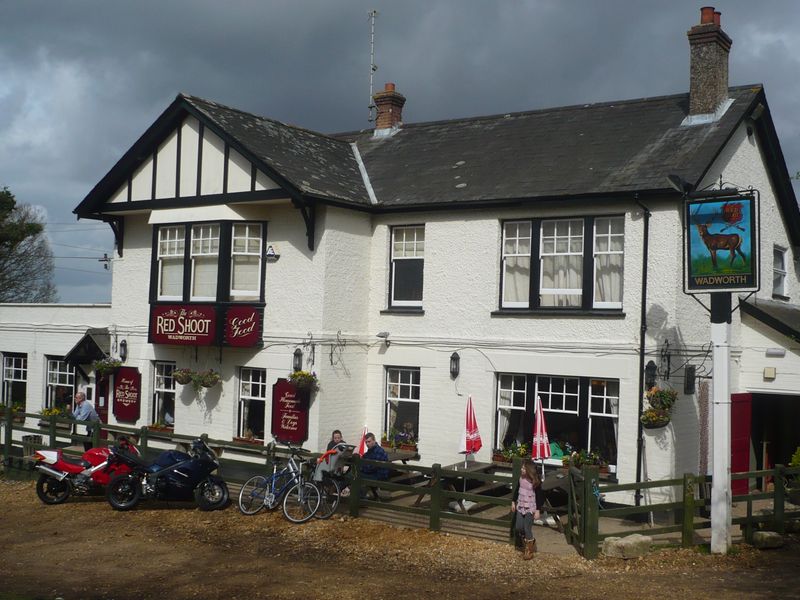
(360, 432, 389, 497)
(327, 429, 345, 451)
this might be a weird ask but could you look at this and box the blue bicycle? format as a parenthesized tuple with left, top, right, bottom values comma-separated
(237, 445, 320, 523)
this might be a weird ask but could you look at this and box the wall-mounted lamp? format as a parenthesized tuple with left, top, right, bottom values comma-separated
(292, 348, 303, 372)
(450, 352, 460, 379)
(119, 339, 128, 363)
(765, 347, 786, 358)
(376, 331, 390, 347)
(644, 360, 658, 390)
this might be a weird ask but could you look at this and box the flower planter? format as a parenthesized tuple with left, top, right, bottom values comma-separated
(642, 419, 670, 430)
(493, 453, 511, 464)
(233, 437, 264, 447)
(380, 441, 394, 450)
(398, 444, 417, 453)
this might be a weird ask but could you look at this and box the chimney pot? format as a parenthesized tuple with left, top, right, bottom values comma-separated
(713, 11, 721, 26)
(385, 82, 396, 92)
(700, 6, 715, 24)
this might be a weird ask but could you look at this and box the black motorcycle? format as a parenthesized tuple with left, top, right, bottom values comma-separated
(105, 438, 229, 511)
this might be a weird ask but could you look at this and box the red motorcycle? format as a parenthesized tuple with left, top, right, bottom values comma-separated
(33, 437, 140, 504)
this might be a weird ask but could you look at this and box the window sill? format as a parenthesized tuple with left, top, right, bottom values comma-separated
(380, 307, 425, 315)
(491, 308, 625, 318)
(771, 294, 790, 302)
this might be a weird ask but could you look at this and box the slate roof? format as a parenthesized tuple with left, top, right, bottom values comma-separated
(741, 297, 800, 342)
(346, 85, 762, 206)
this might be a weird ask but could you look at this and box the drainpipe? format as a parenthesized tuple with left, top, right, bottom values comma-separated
(634, 195, 650, 506)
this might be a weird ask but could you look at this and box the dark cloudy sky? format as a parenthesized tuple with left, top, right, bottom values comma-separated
(1, 1, 798, 302)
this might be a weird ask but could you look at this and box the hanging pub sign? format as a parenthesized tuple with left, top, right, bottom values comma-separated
(149, 304, 217, 346)
(684, 191, 759, 293)
(223, 305, 263, 347)
(270, 378, 309, 445)
(113, 367, 141, 423)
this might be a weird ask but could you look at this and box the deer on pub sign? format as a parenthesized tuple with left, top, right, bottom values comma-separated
(695, 223, 746, 268)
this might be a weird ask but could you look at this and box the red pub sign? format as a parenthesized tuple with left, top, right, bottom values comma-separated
(113, 367, 141, 423)
(149, 304, 263, 347)
(271, 379, 309, 445)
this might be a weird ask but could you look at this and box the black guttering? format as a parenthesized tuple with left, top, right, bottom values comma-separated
(634, 195, 651, 507)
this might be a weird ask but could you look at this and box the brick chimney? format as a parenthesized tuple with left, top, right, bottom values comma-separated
(687, 6, 732, 116)
(373, 82, 406, 133)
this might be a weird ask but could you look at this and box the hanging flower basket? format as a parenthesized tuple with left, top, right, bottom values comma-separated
(92, 357, 122, 378)
(288, 370, 319, 392)
(641, 408, 671, 429)
(173, 368, 194, 386)
(195, 369, 221, 389)
(646, 387, 677, 411)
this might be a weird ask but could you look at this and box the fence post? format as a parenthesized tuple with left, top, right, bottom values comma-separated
(48, 415, 57, 447)
(508, 457, 522, 543)
(429, 463, 442, 532)
(581, 465, 600, 559)
(3, 407, 13, 465)
(139, 427, 149, 454)
(93, 424, 100, 448)
(774, 464, 785, 534)
(682, 473, 695, 547)
(349, 454, 362, 517)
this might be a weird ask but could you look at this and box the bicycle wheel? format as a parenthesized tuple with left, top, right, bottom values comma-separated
(314, 477, 341, 520)
(238, 475, 269, 515)
(282, 482, 320, 523)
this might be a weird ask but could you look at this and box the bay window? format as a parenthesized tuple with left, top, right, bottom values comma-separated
(494, 372, 619, 471)
(191, 224, 220, 300)
(230, 223, 262, 301)
(157, 226, 185, 300)
(500, 215, 625, 310)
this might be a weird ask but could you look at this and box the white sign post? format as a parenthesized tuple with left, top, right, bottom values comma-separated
(710, 293, 732, 553)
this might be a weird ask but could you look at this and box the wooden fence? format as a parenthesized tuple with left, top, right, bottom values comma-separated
(1, 411, 521, 540)
(566, 463, 800, 559)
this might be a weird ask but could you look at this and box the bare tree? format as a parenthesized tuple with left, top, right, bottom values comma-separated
(0, 187, 58, 303)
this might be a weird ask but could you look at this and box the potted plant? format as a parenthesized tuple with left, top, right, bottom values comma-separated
(501, 441, 529, 462)
(92, 356, 122, 379)
(40, 406, 70, 429)
(381, 429, 397, 449)
(11, 402, 25, 423)
(173, 368, 194, 386)
(393, 430, 417, 452)
(641, 407, 671, 429)
(646, 387, 677, 411)
(288, 370, 319, 392)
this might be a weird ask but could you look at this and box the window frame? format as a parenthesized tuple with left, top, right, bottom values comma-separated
(156, 225, 186, 301)
(46, 357, 74, 411)
(151, 220, 268, 305)
(384, 366, 421, 443)
(773, 245, 788, 299)
(593, 216, 625, 309)
(238, 367, 268, 440)
(389, 225, 425, 308)
(499, 214, 625, 311)
(190, 223, 221, 301)
(152, 361, 176, 427)
(230, 223, 263, 301)
(2, 352, 27, 407)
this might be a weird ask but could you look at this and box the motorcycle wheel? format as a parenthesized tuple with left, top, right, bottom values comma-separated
(194, 478, 229, 511)
(35, 474, 71, 505)
(106, 474, 142, 511)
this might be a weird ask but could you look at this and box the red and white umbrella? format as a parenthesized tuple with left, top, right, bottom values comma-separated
(355, 426, 368, 457)
(531, 394, 551, 477)
(459, 395, 483, 455)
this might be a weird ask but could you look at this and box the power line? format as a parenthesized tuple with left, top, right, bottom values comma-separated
(54, 266, 111, 274)
(51, 242, 112, 252)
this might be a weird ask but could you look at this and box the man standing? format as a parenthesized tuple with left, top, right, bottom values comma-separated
(72, 391, 100, 451)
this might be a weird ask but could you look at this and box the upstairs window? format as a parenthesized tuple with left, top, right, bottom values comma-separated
(500, 215, 625, 310)
(157, 226, 185, 301)
(230, 224, 262, 301)
(152, 221, 266, 304)
(191, 224, 220, 301)
(390, 226, 424, 307)
(773, 246, 788, 299)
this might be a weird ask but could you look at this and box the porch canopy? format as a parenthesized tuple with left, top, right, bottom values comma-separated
(64, 327, 111, 380)
(740, 297, 800, 341)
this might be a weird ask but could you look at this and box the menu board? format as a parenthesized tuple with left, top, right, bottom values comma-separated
(113, 367, 141, 423)
(270, 378, 309, 445)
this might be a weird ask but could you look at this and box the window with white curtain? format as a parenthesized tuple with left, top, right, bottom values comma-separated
(593, 217, 624, 308)
(540, 219, 584, 307)
(588, 379, 619, 471)
(191, 224, 220, 300)
(495, 373, 527, 448)
(157, 226, 185, 300)
(502, 222, 532, 307)
(230, 223, 262, 301)
(499, 215, 625, 310)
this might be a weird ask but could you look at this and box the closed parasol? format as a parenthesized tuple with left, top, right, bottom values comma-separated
(531, 394, 551, 478)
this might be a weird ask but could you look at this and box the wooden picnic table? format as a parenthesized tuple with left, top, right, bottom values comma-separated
(413, 460, 496, 514)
